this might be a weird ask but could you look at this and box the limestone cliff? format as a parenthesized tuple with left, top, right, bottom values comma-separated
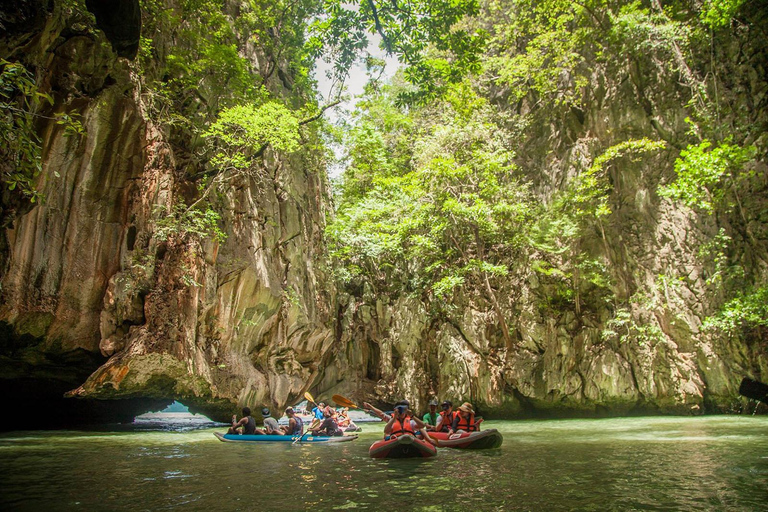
(0, 0, 334, 427)
(327, 2, 768, 417)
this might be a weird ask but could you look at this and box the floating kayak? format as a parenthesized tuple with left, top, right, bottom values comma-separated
(368, 434, 437, 459)
(430, 429, 503, 449)
(214, 432, 358, 443)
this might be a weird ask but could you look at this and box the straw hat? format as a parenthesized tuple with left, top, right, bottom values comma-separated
(458, 402, 474, 414)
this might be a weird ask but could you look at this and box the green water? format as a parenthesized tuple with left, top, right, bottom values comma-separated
(1, 416, 767, 511)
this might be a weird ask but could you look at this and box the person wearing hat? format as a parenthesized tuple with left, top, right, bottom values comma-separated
(281, 407, 304, 436)
(423, 399, 440, 430)
(227, 407, 256, 435)
(435, 400, 456, 433)
(449, 402, 481, 434)
(260, 407, 283, 435)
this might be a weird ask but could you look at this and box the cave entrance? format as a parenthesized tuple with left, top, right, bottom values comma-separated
(133, 401, 219, 430)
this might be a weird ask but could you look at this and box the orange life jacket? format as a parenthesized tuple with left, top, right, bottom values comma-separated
(438, 410, 456, 432)
(454, 412, 478, 432)
(390, 415, 415, 438)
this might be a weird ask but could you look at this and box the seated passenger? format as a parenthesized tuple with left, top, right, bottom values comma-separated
(423, 400, 440, 430)
(260, 407, 283, 435)
(310, 410, 344, 436)
(435, 401, 457, 433)
(384, 402, 437, 446)
(449, 402, 481, 434)
(309, 401, 325, 430)
(281, 407, 304, 436)
(227, 407, 256, 435)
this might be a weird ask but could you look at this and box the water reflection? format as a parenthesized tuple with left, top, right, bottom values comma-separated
(1, 417, 767, 510)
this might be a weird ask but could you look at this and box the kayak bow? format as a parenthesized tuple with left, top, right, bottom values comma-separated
(368, 434, 437, 459)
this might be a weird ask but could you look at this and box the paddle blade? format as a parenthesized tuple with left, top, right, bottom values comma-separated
(332, 394, 358, 408)
(304, 392, 316, 405)
(739, 377, 768, 404)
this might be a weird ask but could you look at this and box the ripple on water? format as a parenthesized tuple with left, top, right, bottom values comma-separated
(0, 418, 767, 511)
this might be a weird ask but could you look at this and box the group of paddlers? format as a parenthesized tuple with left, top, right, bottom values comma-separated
(227, 404, 359, 437)
(363, 399, 481, 445)
(227, 406, 305, 436)
(226, 398, 481, 443)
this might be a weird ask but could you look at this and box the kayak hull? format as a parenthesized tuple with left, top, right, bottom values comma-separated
(369, 434, 437, 459)
(430, 429, 503, 449)
(214, 432, 358, 443)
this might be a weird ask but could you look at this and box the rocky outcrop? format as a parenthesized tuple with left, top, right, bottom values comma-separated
(0, 0, 334, 427)
(328, 5, 768, 417)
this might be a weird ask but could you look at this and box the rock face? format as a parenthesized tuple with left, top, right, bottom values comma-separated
(0, 0, 334, 427)
(328, 6, 768, 417)
(1, 1, 766, 429)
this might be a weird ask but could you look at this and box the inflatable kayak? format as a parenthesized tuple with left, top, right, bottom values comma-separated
(214, 432, 358, 443)
(368, 434, 437, 459)
(430, 429, 503, 449)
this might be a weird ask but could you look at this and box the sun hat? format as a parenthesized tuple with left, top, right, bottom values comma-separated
(261, 407, 271, 417)
(458, 402, 474, 414)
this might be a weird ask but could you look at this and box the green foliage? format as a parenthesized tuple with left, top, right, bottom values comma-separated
(154, 204, 227, 244)
(0, 59, 84, 202)
(311, 0, 486, 103)
(704, 285, 768, 336)
(700, 0, 746, 29)
(602, 308, 664, 347)
(204, 102, 301, 170)
(658, 139, 756, 213)
(575, 138, 667, 219)
(329, 81, 534, 304)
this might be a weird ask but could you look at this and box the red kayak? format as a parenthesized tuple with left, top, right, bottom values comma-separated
(430, 429, 503, 449)
(369, 434, 437, 459)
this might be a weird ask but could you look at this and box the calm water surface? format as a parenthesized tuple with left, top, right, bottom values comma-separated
(1, 416, 767, 511)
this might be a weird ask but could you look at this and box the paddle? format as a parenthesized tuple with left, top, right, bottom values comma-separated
(739, 377, 768, 404)
(332, 394, 359, 409)
(304, 391, 317, 406)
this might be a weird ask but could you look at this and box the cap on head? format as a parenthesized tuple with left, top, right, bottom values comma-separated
(261, 407, 271, 417)
(394, 404, 408, 414)
(429, 400, 438, 407)
(441, 400, 453, 409)
(285, 407, 294, 415)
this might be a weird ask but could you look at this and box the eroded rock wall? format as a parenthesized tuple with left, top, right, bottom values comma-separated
(329, 5, 768, 417)
(0, 0, 334, 426)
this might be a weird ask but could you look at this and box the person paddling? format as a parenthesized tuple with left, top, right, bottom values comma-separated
(227, 407, 256, 435)
(310, 406, 344, 436)
(281, 407, 304, 436)
(449, 402, 481, 434)
(435, 401, 456, 433)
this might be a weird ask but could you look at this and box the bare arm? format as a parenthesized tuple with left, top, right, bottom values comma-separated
(383, 416, 396, 435)
(448, 415, 460, 435)
(410, 413, 426, 429)
(363, 402, 391, 422)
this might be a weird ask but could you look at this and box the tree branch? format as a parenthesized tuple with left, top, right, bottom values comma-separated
(367, 0, 393, 54)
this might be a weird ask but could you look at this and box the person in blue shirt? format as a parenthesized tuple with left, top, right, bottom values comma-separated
(310, 401, 325, 430)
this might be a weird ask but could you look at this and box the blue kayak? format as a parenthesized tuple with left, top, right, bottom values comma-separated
(214, 432, 357, 444)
